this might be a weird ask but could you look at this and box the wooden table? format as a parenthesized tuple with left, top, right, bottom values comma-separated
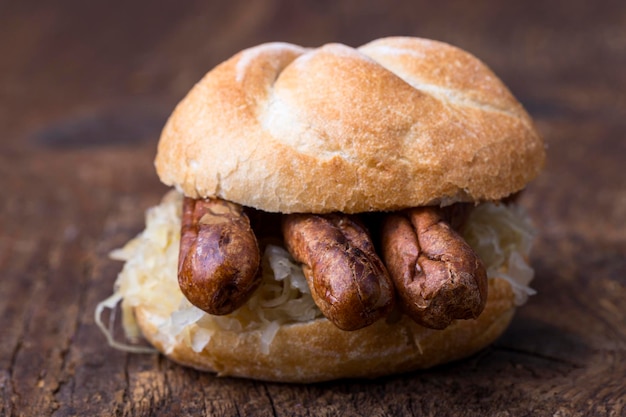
(2, 1, 624, 415)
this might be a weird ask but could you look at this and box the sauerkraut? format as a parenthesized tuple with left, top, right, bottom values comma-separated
(95, 190, 536, 355)
(462, 202, 537, 305)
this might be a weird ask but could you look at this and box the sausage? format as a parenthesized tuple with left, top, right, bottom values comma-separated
(381, 206, 488, 329)
(178, 197, 261, 315)
(282, 213, 395, 330)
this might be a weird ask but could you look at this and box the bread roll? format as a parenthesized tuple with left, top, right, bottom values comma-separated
(97, 37, 543, 382)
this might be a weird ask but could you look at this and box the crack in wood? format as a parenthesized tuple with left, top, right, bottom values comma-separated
(494, 345, 584, 369)
(8, 338, 22, 413)
(262, 383, 278, 417)
(7, 243, 49, 415)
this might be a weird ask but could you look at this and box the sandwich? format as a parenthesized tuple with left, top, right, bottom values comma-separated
(96, 36, 545, 382)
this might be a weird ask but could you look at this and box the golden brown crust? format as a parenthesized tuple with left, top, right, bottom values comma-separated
(155, 37, 545, 213)
(134, 276, 515, 383)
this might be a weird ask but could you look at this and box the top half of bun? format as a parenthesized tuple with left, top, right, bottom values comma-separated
(155, 37, 545, 213)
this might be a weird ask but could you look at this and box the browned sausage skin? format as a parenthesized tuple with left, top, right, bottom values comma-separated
(381, 207, 488, 329)
(282, 213, 395, 331)
(178, 195, 487, 331)
(178, 197, 261, 315)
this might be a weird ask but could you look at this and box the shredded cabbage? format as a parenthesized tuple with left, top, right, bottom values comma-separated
(461, 202, 537, 305)
(95, 191, 537, 355)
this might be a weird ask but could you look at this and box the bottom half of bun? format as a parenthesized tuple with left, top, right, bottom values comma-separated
(135, 277, 516, 383)
(97, 190, 537, 383)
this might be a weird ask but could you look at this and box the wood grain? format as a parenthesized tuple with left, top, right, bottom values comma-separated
(1, 0, 624, 416)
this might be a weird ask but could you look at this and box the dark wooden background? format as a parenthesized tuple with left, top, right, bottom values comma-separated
(1, 0, 625, 416)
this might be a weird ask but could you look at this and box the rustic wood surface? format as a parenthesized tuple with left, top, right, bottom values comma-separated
(1, 0, 625, 416)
